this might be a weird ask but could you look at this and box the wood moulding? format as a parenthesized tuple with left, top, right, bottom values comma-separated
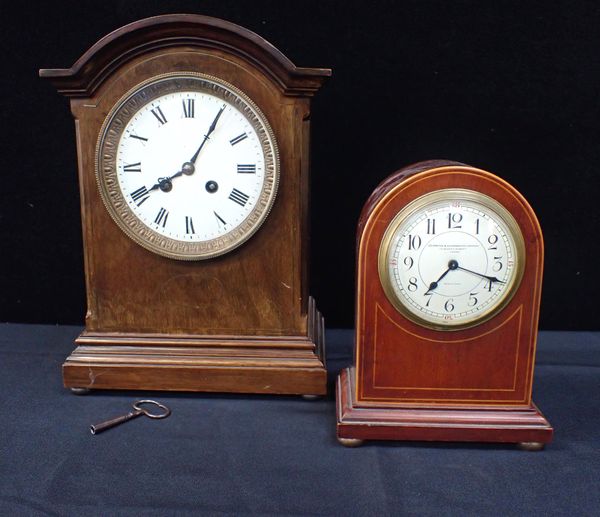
(39, 14, 331, 98)
(336, 368, 553, 445)
(64, 298, 326, 395)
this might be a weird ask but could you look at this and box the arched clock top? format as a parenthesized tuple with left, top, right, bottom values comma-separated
(356, 160, 467, 243)
(39, 14, 331, 97)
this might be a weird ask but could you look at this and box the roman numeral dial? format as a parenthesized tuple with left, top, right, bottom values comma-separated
(151, 106, 167, 125)
(229, 188, 250, 207)
(99, 73, 279, 260)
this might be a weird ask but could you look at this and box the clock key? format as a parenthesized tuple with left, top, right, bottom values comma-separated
(90, 399, 171, 435)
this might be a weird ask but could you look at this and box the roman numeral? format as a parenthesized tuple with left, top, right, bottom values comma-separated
(154, 207, 169, 227)
(229, 133, 248, 146)
(123, 162, 142, 173)
(185, 216, 195, 234)
(229, 188, 250, 207)
(237, 164, 256, 174)
(129, 134, 148, 142)
(182, 98, 195, 118)
(151, 106, 167, 125)
(130, 186, 149, 206)
(214, 211, 226, 227)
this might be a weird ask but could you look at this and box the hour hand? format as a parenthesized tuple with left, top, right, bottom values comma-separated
(148, 177, 173, 193)
(425, 259, 458, 294)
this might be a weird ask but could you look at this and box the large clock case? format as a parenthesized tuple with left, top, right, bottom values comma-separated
(336, 160, 553, 446)
(40, 15, 330, 395)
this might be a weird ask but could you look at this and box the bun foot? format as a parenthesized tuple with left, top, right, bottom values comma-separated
(70, 387, 91, 395)
(302, 394, 322, 400)
(338, 436, 364, 447)
(518, 441, 545, 451)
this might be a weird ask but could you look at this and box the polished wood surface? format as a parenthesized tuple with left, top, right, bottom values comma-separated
(337, 161, 553, 444)
(337, 368, 553, 444)
(41, 15, 330, 394)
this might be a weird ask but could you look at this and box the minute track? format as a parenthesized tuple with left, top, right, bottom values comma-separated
(380, 189, 522, 328)
(97, 72, 279, 260)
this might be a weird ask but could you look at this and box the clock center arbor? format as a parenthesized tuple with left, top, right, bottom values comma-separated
(40, 15, 330, 395)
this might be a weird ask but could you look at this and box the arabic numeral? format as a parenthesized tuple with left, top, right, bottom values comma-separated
(468, 292, 478, 307)
(488, 234, 499, 250)
(408, 277, 418, 292)
(408, 235, 422, 250)
(493, 256, 503, 272)
(448, 212, 463, 229)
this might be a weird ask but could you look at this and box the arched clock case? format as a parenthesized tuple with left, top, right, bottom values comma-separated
(40, 15, 330, 395)
(336, 161, 553, 447)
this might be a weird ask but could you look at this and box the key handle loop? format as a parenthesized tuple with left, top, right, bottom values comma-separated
(132, 399, 171, 419)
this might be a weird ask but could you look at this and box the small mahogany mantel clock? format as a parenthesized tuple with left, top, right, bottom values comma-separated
(40, 15, 330, 395)
(336, 161, 553, 448)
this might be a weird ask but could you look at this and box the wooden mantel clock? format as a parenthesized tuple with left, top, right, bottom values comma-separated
(336, 160, 553, 448)
(40, 14, 330, 395)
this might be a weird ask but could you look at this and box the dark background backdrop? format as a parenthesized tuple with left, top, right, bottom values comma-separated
(1, 0, 598, 329)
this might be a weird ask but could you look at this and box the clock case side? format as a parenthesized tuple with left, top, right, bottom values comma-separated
(40, 15, 330, 395)
(352, 159, 466, 365)
(337, 161, 553, 445)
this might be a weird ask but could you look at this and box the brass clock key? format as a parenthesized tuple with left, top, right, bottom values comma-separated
(90, 400, 171, 435)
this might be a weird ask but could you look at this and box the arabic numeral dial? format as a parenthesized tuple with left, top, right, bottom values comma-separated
(381, 190, 524, 329)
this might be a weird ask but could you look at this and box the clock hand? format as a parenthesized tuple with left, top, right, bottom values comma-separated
(456, 265, 506, 284)
(148, 176, 174, 193)
(147, 105, 226, 193)
(189, 104, 226, 164)
(148, 161, 197, 193)
(425, 259, 459, 294)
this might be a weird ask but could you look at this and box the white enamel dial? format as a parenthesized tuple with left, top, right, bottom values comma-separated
(379, 189, 525, 329)
(96, 73, 279, 260)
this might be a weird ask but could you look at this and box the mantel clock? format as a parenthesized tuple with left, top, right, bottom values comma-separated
(336, 161, 553, 448)
(40, 14, 330, 395)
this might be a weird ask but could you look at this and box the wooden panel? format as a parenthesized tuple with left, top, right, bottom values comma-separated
(69, 48, 305, 335)
(355, 162, 544, 406)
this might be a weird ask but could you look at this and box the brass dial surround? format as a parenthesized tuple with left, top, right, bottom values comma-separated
(378, 188, 526, 331)
(95, 72, 280, 260)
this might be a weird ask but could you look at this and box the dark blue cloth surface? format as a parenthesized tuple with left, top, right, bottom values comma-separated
(0, 324, 598, 516)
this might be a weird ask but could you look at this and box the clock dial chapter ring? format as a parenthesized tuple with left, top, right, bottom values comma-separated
(378, 188, 526, 331)
(95, 72, 280, 260)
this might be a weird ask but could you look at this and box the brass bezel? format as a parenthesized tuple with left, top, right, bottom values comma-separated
(378, 188, 526, 331)
(96, 72, 280, 261)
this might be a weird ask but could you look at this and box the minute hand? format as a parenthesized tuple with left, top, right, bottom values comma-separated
(456, 265, 505, 284)
(189, 104, 225, 164)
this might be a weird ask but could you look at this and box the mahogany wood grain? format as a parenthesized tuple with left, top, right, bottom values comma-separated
(336, 161, 553, 444)
(337, 368, 553, 444)
(41, 15, 329, 395)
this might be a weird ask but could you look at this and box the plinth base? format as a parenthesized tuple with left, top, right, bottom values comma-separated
(336, 368, 553, 447)
(63, 300, 326, 396)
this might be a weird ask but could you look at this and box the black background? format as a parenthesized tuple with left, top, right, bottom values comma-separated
(1, 0, 598, 329)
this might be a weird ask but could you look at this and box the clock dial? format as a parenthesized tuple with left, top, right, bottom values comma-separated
(379, 189, 525, 329)
(96, 73, 279, 260)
